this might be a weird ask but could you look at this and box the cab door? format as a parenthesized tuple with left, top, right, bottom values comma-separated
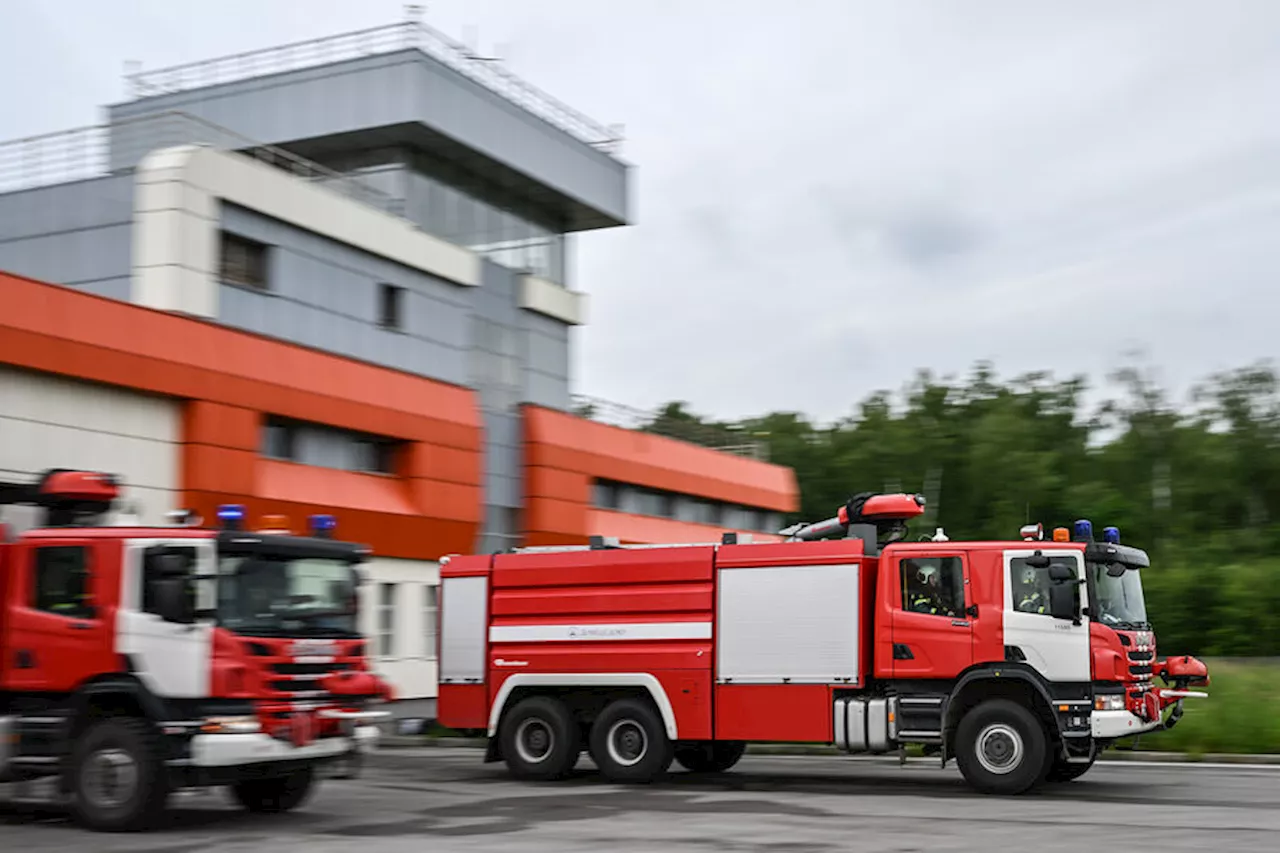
(1002, 548, 1091, 682)
(5, 538, 117, 692)
(889, 549, 975, 679)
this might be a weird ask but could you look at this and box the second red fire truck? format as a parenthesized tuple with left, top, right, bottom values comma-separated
(0, 469, 392, 831)
(437, 492, 1209, 795)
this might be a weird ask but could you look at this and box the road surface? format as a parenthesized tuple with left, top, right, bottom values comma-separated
(4, 747, 1280, 851)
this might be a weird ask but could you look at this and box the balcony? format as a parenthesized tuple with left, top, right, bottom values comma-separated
(570, 395, 770, 462)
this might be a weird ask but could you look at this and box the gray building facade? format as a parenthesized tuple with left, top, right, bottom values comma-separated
(0, 16, 628, 553)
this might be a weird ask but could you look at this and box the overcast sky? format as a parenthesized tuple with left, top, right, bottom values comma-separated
(4, 0, 1278, 423)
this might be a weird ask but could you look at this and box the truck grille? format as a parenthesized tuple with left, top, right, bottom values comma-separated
(269, 661, 352, 697)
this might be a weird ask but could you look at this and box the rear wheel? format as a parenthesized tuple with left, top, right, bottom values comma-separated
(954, 699, 1049, 795)
(231, 768, 315, 814)
(68, 717, 170, 832)
(674, 741, 747, 774)
(499, 696, 580, 781)
(589, 698, 673, 784)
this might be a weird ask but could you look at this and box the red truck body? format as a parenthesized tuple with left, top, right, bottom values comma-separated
(0, 470, 390, 831)
(438, 494, 1209, 794)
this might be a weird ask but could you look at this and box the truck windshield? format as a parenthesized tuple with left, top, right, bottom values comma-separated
(216, 554, 359, 638)
(1089, 561, 1149, 630)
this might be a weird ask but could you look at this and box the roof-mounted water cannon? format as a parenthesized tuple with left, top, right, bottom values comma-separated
(783, 492, 927, 554)
(0, 469, 122, 528)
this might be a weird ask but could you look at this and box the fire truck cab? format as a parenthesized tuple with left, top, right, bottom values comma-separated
(437, 492, 1209, 795)
(0, 469, 391, 831)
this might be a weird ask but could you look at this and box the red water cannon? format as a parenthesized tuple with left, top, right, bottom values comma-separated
(783, 492, 927, 547)
(0, 468, 121, 527)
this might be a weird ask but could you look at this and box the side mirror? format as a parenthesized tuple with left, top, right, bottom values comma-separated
(1048, 582, 1079, 623)
(1024, 551, 1051, 569)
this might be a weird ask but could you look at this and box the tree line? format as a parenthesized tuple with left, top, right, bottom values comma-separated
(639, 360, 1280, 657)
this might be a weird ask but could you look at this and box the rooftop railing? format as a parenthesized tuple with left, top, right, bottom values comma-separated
(0, 109, 399, 215)
(571, 395, 771, 462)
(123, 12, 624, 157)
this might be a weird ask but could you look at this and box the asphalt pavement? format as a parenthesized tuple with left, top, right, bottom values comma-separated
(4, 747, 1280, 851)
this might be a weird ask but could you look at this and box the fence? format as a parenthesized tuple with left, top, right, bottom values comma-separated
(124, 16, 624, 156)
(572, 395, 770, 461)
(0, 109, 398, 215)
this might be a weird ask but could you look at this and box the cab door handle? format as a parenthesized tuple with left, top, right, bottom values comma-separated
(69, 622, 93, 631)
(951, 620, 971, 628)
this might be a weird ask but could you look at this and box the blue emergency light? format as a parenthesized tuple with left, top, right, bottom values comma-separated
(1073, 519, 1093, 542)
(1102, 526, 1121, 544)
(309, 513, 337, 538)
(217, 504, 246, 531)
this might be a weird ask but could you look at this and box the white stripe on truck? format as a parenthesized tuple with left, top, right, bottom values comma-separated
(489, 621, 713, 643)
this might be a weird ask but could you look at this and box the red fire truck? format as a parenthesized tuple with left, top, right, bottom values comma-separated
(437, 492, 1209, 795)
(0, 469, 392, 831)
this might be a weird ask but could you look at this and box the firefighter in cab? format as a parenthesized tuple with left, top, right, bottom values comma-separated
(908, 562, 948, 615)
(1016, 565, 1047, 614)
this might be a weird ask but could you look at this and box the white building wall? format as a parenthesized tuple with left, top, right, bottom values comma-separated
(358, 555, 441, 714)
(0, 364, 180, 529)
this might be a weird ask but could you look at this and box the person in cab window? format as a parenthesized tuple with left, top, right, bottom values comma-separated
(1016, 566, 1047, 614)
(908, 563, 946, 615)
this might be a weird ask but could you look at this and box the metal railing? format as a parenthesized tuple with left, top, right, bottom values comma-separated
(572, 395, 770, 462)
(124, 14, 624, 157)
(0, 109, 399, 214)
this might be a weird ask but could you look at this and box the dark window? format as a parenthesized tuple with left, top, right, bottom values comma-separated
(353, 437, 397, 474)
(900, 556, 965, 618)
(1011, 555, 1081, 617)
(33, 546, 93, 618)
(263, 418, 296, 460)
(219, 232, 269, 290)
(379, 284, 403, 330)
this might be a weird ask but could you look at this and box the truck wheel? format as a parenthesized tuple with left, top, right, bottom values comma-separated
(955, 699, 1049, 795)
(589, 698, 673, 784)
(68, 717, 170, 832)
(231, 768, 315, 813)
(499, 696, 580, 781)
(1046, 755, 1095, 783)
(674, 741, 747, 773)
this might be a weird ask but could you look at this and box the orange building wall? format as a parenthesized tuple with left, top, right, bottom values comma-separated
(0, 272, 482, 559)
(523, 405, 800, 546)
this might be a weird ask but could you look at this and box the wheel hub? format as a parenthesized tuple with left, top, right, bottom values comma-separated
(83, 748, 139, 809)
(607, 720, 648, 767)
(514, 719, 555, 764)
(975, 723, 1024, 775)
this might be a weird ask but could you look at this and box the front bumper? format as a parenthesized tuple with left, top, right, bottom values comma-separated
(1092, 710, 1161, 739)
(187, 724, 380, 768)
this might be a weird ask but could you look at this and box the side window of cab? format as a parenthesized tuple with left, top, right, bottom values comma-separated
(32, 545, 94, 619)
(899, 556, 965, 618)
(1009, 555, 1080, 616)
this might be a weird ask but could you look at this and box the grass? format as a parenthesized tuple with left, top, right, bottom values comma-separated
(410, 659, 1280, 756)
(1114, 658, 1280, 755)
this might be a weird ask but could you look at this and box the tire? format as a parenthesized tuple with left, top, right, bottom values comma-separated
(67, 717, 170, 832)
(954, 699, 1049, 795)
(674, 741, 747, 774)
(231, 768, 316, 814)
(499, 696, 580, 781)
(589, 698, 673, 784)
(1046, 755, 1095, 783)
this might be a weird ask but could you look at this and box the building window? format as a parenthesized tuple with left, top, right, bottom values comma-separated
(423, 584, 439, 659)
(219, 232, 269, 290)
(379, 284, 403, 331)
(377, 583, 397, 658)
(591, 478, 780, 533)
(33, 546, 92, 618)
(262, 416, 398, 475)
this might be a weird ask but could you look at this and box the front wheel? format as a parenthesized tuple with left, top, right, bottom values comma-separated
(68, 717, 170, 832)
(231, 768, 316, 814)
(589, 698, 673, 784)
(674, 741, 747, 774)
(954, 699, 1049, 795)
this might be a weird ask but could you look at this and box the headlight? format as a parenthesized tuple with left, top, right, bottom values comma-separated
(1094, 694, 1126, 712)
(201, 715, 262, 734)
